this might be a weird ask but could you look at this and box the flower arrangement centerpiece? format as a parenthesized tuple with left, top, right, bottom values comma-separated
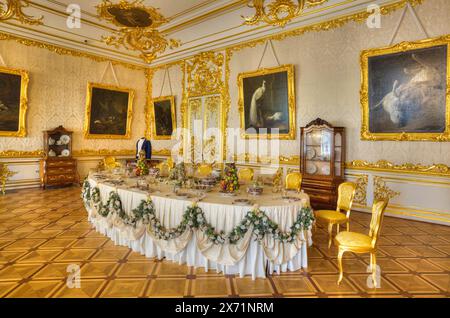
(168, 162, 187, 188)
(135, 150, 149, 177)
(220, 163, 239, 193)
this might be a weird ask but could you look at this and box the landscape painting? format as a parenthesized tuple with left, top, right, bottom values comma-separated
(238, 64, 296, 139)
(84, 83, 134, 139)
(361, 36, 450, 141)
(0, 67, 29, 137)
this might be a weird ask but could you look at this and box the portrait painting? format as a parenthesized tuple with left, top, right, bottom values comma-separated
(150, 95, 176, 140)
(361, 36, 450, 141)
(238, 64, 296, 139)
(0, 67, 29, 137)
(84, 83, 134, 139)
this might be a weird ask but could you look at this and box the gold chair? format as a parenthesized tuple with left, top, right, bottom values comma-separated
(285, 172, 302, 192)
(315, 182, 357, 248)
(238, 168, 254, 183)
(103, 156, 121, 170)
(196, 163, 213, 177)
(166, 157, 175, 170)
(335, 200, 389, 286)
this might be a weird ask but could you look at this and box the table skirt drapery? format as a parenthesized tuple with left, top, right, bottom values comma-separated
(85, 177, 312, 279)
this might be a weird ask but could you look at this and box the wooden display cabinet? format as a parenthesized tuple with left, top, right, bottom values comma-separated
(40, 125, 78, 189)
(300, 118, 345, 210)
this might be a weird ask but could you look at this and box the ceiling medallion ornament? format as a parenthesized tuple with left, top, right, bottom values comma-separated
(0, 0, 43, 25)
(243, 0, 328, 27)
(96, 0, 179, 63)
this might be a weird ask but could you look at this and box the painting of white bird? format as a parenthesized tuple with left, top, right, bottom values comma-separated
(239, 65, 295, 138)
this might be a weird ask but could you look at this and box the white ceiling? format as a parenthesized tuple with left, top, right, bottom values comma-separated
(0, 0, 406, 66)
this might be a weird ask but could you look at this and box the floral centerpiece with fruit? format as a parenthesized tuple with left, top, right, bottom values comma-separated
(135, 150, 149, 176)
(220, 163, 239, 193)
(168, 162, 187, 187)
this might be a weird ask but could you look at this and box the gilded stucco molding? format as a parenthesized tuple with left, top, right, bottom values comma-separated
(374, 176, 400, 202)
(234, 153, 300, 165)
(0, 31, 145, 71)
(346, 160, 450, 177)
(353, 175, 368, 206)
(0, 0, 43, 25)
(0, 150, 45, 158)
(230, 0, 425, 54)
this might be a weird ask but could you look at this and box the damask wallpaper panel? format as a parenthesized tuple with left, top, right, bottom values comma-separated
(0, 40, 147, 153)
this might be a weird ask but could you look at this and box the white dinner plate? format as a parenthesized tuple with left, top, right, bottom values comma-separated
(60, 134, 71, 145)
(306, 162, 317, 174)
(61, 149, 70, 157)
(321, 165, 331, 175)
(306, 148, 315, 160)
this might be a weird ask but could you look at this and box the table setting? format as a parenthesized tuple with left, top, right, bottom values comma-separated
(82, 163, 314, 279)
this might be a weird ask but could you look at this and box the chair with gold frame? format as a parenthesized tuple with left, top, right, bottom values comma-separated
(315, 182, 357, 248)
(238, 168, 254, 183)
(335, 200, 389, 287)
(103, 156, 121, 170)
(285, 172, 302, 192)
(196, 163, 213, 177)
(1, 163, 16, 195)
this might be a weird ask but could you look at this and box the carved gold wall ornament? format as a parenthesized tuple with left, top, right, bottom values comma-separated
(347, 160, 450, 177)
(97, 0, 180, 63)
(243, 0, 328, 27)
(234, 153, 300, 165)
(0, 0, 43, 25)
(0, 66, 29, 137)
(360, 34, 450, 141)
(186, 51, 224, 96)
(71, 148, 172, 157)
(374, 176, 400, 202)
(353, 175, 368, 206)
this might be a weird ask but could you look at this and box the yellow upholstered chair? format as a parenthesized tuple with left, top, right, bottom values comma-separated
(335, 200, 389, 286)
(166, 157, 175, 170)
(103, 156, 121, 170)
(238, 168, 254, 183)
(285, 172, 302, 192)
(196, 163, 213, 177)
(315, 182, 357, 248)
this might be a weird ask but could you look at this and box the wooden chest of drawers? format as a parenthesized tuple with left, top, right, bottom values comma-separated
(40, 158, 78, 189)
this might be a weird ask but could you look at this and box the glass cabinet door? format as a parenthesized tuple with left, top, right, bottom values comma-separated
(304, 128, 332, 176)
(334, 132, 342, 177)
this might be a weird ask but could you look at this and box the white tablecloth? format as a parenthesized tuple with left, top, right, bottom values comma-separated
(85, 175, 312, 279)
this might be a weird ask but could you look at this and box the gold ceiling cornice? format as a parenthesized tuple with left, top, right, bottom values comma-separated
(0, 31, 145, 70)
(243, 0, 328, 27)
(0, 0, 43, 25)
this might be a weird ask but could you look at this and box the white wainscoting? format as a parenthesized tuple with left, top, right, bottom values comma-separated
(345, 170, 450, 226)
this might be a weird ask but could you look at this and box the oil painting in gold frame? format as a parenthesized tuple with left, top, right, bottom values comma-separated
(361, 35, 450, 141)
(0, 67, 29, 137)
(238, 64, 296, 139)
(149, 95, 176, 140)
(84, 82, 134, 139)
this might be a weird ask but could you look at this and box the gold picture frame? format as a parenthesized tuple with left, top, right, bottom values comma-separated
(149, 95, 176, 140)
(361, 35, 450, 141)
(0, 66, 29, 137)
(238, 64, 296, 139)
(84, 82, 134, 139)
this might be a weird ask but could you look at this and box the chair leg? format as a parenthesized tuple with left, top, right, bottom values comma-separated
(337, 224, 340, 234)
(327, 223, 333, 248)
(337, 249, 345, 285)
(346, 222, 350, 232)
(371, 252, 377, 288)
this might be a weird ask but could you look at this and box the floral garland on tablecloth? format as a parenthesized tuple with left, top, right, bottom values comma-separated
(81, 181, 314, 245)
